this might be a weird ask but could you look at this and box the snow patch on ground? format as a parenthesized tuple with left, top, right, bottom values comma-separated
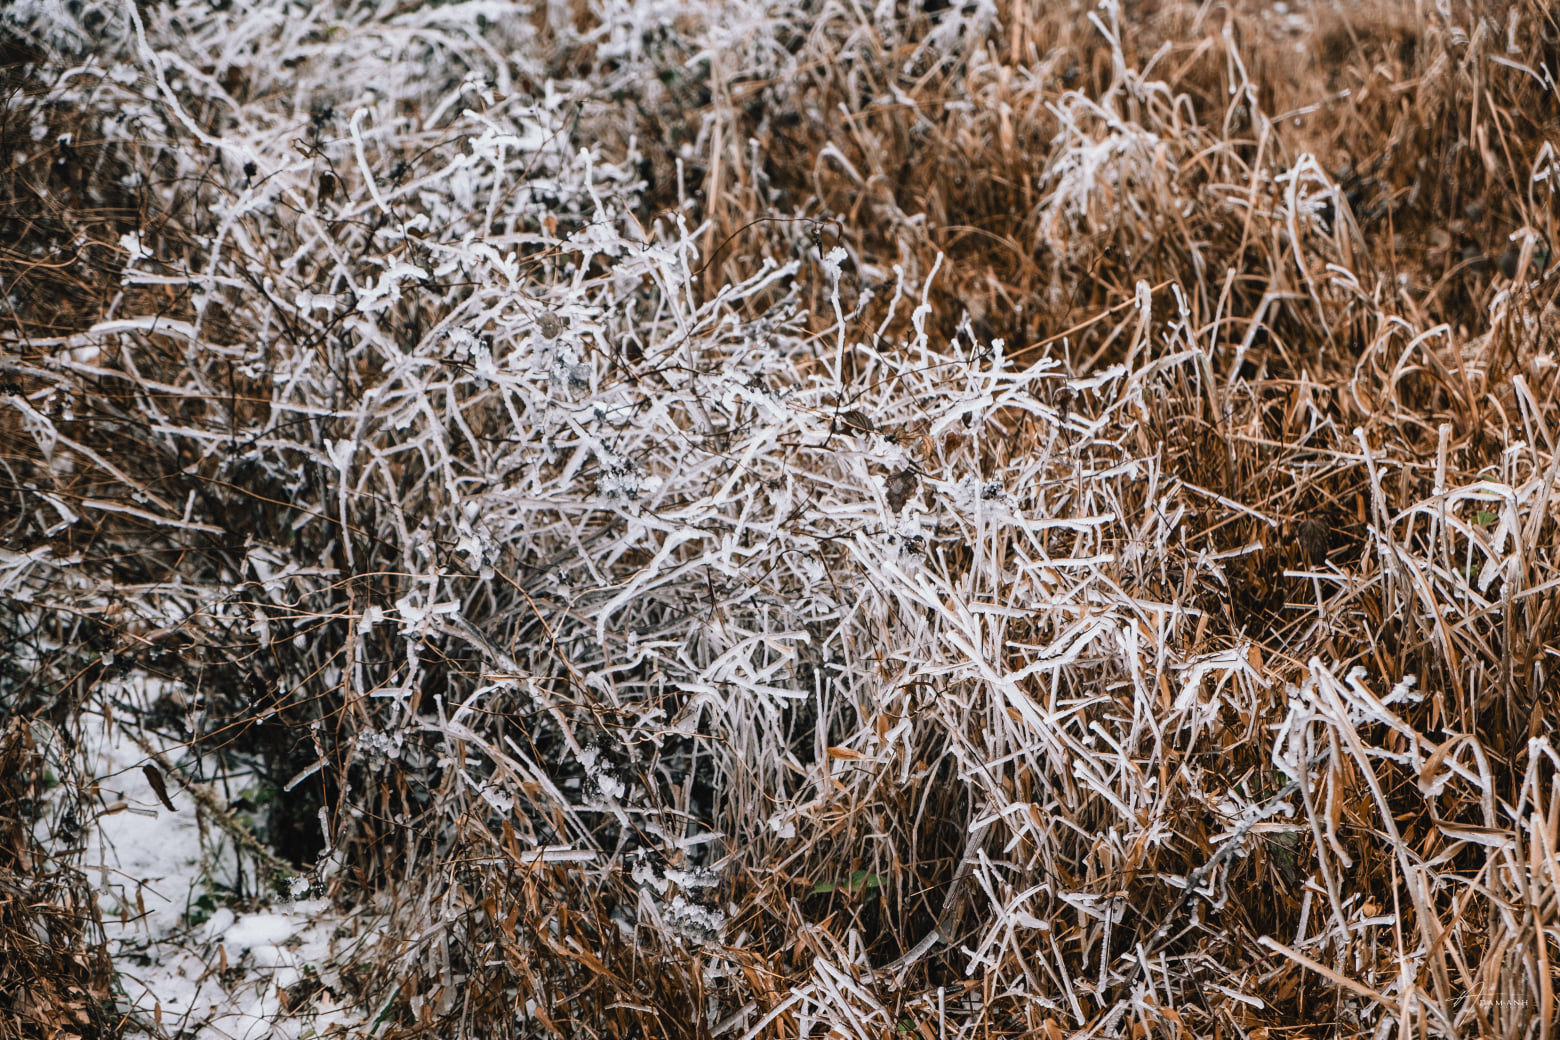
(80, 691, 365, 1040)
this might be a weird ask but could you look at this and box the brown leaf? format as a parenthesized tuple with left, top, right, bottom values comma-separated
(143, 763, 177, 813)
(1417, 736, 1458, 794)
(1296, 515, 1330, 563)
(536, 311, 564, 340)
(885, 468, 919, 512)
(316, 170, 339, 209)
(837, 409, 874, 434)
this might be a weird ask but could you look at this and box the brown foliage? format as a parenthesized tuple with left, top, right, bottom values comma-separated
(0, 720, 116, 1040)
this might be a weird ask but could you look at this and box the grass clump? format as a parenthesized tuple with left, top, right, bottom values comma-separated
(1, 0, 1558, 1037)
(0, 718, 116, 1040)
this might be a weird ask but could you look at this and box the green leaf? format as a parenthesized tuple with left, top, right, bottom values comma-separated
(810, 872, 882, 895)
(1475, 509, 1497, 526)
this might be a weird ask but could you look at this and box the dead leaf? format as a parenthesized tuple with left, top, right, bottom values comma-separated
(1417, 735, 1460, 796)
(143, 763, 177, 812)
(837, 409, 873, 434)
(885, 468, 919, 512)
(316, 170, 339, 209)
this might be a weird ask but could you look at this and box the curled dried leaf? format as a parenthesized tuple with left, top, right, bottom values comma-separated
(143, 763, 176, 813)
(885, 469, 919, 513)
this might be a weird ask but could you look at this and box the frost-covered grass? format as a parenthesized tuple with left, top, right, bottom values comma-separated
(2, 0, 1559, 1038)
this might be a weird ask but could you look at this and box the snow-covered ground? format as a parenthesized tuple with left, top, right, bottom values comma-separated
(82, 681, 362, 1040)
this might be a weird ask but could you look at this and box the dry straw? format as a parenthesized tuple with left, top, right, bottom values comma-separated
(1, 0, 1558, 1036)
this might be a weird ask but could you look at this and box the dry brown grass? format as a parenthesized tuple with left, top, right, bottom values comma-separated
(665, 0, 1560, 1033)
(2, 0, 1558, 1037)
(0, 719, 117, 1040)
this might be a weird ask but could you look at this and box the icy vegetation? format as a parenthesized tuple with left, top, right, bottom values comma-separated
(2, 0, 1558, 1037)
